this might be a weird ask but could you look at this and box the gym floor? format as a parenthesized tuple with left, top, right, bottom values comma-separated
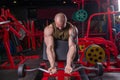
(0, 58, 120, 80)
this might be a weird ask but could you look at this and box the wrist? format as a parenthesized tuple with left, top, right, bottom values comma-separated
(50, 66, 56, 68)
(66, 60, 72, 67)
(66, 63, 71, 67)
(50, 63, 56, 68)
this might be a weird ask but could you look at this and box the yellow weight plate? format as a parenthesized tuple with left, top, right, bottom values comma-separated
(79, 45, 85, 51)
(85, 44, 105, 64)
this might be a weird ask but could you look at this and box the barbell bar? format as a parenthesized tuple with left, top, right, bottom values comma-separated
(18, 63, 103, 78)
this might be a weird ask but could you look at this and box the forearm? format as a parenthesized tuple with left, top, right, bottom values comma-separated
(66, 45, 76, 66)
(46, 47, 56, 67)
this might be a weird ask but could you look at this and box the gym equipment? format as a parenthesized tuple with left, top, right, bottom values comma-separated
(43, 40, 79, 61)
(18, 64, 27, 78)
(22, 20, 43, 50)
(116, 32, 120, 52)
(116, 32, 120, 40)
(9, 40, 16, 55)
(0, 20, 10, 25)
(72, 12, 78, 21)
(19, 39, 103, 80)
(74, 9, 88, 22)
(115, 16, 120, 23)
(78, 8, 120, 73)
(95, 63, 103, 76)
(79, 45, 85, 51)
(0, 8, 41, 69)
(115, 24, 120, 33)
(85, 44, 105, 64)
(18, 28, 26, 40)
(18, 63, 103, 78)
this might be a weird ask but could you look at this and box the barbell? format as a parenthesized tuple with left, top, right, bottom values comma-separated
(18, 63, 103, 78)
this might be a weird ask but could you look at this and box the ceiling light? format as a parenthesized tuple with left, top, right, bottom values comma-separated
(13, 0, 17, 4)
(73, 1, 76, 4)
(63, 1, 66, 4)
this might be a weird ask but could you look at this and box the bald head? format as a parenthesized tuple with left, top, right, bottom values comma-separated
(54, 13, 67, 29)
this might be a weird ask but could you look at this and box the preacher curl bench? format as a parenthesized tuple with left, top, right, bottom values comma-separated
(18, 40, 103, 80)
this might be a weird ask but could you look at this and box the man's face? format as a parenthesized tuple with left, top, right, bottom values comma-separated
(55, 15, 66, 29)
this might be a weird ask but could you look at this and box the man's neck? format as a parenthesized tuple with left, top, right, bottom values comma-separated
(55, 23, 66, 30)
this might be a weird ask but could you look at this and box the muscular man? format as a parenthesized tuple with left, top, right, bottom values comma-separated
(44, 13, 78, 75)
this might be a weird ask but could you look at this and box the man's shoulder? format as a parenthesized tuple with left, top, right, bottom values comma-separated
(67, 22, 76, 28)
(44, 24, 53, 30)
(67, 22, 76, 29)
(68, 23, 78, 34)
(44, 24, 54, 35)
(67, 22, 73, 27)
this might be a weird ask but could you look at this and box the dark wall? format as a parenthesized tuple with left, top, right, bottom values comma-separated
(37, 7, 77, 20)
(10, 7, 28, 20)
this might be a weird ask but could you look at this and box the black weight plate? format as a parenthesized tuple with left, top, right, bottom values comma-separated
(18, 64, 26, 78)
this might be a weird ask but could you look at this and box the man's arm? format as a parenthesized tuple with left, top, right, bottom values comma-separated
(65, 26, 78, 74)
(44, 25, 56, 68)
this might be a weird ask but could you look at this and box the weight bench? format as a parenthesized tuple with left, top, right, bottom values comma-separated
(43, 40, 78, 61)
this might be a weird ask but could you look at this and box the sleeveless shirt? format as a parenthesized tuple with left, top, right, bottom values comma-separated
(52, 22, 72, 40)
